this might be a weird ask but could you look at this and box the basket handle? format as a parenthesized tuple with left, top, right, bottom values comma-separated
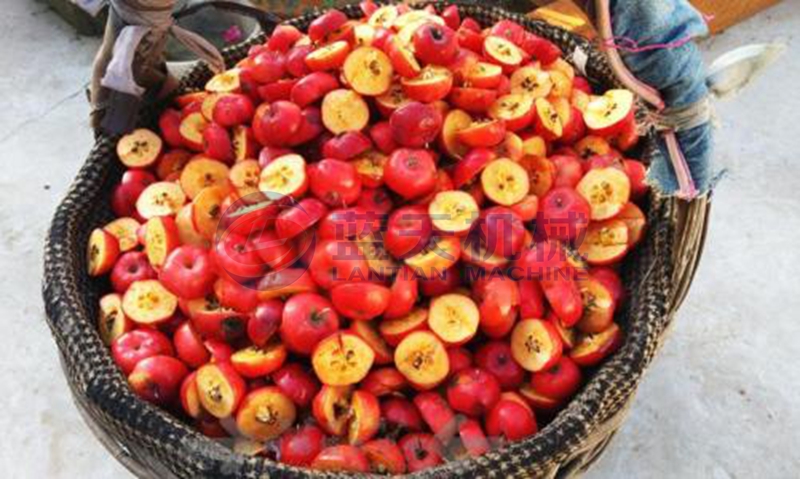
(174, 0, 284, 34)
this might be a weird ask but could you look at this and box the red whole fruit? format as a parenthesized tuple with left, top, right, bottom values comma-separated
(202, 123, 233, 163)
(447, 347, 473, 375)
(384, 149, 438, 200)
(253, 101, 303, 147)
(309, 159, 362, 207)
(111, 251, 157, 293)
(291, 72, 340, 107)
(478, 206, 526, 258)
(363, 368, 408, 397)
(370, 121, 398, 154)
(317, 207, 380, 241)
(537, 187, 591, 242)
(475, 341, 525, 390)
(459, 419, 491, 457)
(279, 424, 326, 467)
(361, 439, 407, 475)
(111, 328, 174, 375)
(357, 187, 394, 217)
(212, 94, 254, 127)
(381, 397, 424, 432)
(159, 108, 184, 147)
(267, 25, 303, 53)
(624, 159, 649, 199)
(279, 292, 340, 355)
(413, 23, 459, 66)
(390, 102, 443, 148)
(214, 277, 259, 313)
(591, 267, 625, 304)
(173, 321, 211, 368)
(441, 5, 461, 30)
(330, 282, 391, 320)
(247, 300, 284, 346)
(530, 356, 583, 400)
(249, 50, 286, 84)
(446, 367, 502, 417)
(398, 433, 444, 473)
(382, 266, 419, 319)
(286, 44, 313, 78)
(308, 239, 370, 289)
(413, 392, 457, 441)
(517, 277, 546, 319)
(322, 131, 373, 161)
(384, 205, 433, 259)
(274, 198, 328, 240)
(312, 445, 370, 473)
(551, 155, 584, 188)
(308, 9, 348, 43)
(127, 355, 189, 407)
(273, 363, 321, 408)
(542, 278, 584, 327)
(485, 398, 538, 442)
(159, 245, 216, 299)
(212, 232, 265, 281)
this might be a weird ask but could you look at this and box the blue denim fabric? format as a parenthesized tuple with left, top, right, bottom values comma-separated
(611, 0, 715, 194)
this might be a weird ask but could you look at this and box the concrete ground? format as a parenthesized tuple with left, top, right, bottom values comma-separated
(0, 0, 798, 477)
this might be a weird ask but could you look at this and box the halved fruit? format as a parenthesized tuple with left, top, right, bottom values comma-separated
(156, 149, 192, 180)
(231, 341, 288, 378)
(305, 41, 351, 72)
(576, 167, 631, 220)
(510, 66, 553, 99)
(313, 385, 353, 436)
(135, 181, 187, 219)
(104, 217, 141, 252)
(331, 282, 392, 321)
(344, 46, 394, 96)
(584, 89, 635, 137)
(510, 318, 563, 372)
(312, 333, 375, 386)
(121, 279, 178, 325)
(440, 109, 472, 159)
(228, 159, 261, 198)
(520, 155, 556, 198)
(577, 219, 630, 266)
(428, 191, 479, 235)
(448, 87, 497, 114)
(548, 70, 573, 98)
(144, 216, 180, 269)
(205, 68, 241, 93)
(534, 97, 564, 141)
(465, 62, 503, 89)
(180, 372, 204, 418)
(394, 331, 450, 390)
(522, 135, 547, 157)
(179, 112, 209, 151)
(350, 320, 393, 365)
(258, 154, 308, 199)
(322, 89, 370, 134)
(617, 202, 646, 246)
(518, 384, 561, 411)
(481, 158, 530, 206)
(195, 362, 246, 420)
(201, 93, 224, 122)
(256, 268, 318, 301)
(428, 294, 480, 346)
(489, 93, 535, 131)
(98, 293, 132, 345)
(575, 276, 616, 334)
(351, 150, 388, 188)
(356, 232, 399, 279)
(401, 66, 454, 103)
(483, 36, 523, 69)
(368, 5, 399, 28)
(570, 323, 623, 366)
(347, 390, 381, 445)
(87, 228, 120, 276)
(379, 308, 429, 347)
(179, 157, 230, 199)
(376, 82, 412, 117)
(176, 204, 209, 248)
(192, 185, 229, 240)
(461, 233, 510, 270)
(236, 386, 296, 441)
(116, 128, 162, 168)
(404, 236, 462, 278)
(386, 37, 422, 79)
(457, 119, 506, 148)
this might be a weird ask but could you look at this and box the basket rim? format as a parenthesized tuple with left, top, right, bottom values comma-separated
(43, 2, 675, 477)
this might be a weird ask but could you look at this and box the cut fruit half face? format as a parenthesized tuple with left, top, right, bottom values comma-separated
(441, 109, 472, 159)
(179, 112, 209, 151)
(428, 294, 480, 346)
(135, 181, 187, 220)
(483, 35, 523, 68)
(121, 279, 178, 325)
(236, 387, 297, 441)
(510, 318, 563, 372)
(534, 97, 564, 140)
(577, 219, 630, 266)
(465, 62, 503, 89)
(196, 362, 246, 418)
(180, 157, 231, 200)
(98, 293, 131, 345)
(404, 236, 462, 278)
(144, 216, 179, 269)
(394, 331, 450, 390)
(570, 323, 623, 367)
(368, 5, 399, 28)
(489, 94, 535, 131)
(322, 89, 371, 134)
(104, 217, 141, 252)
(617, 202, 647, 246)
(510, 66, 553, 99)
(584, 89, 635, 137)
(87, 228, 120, 276)
(379, 308, 429, 347)
(312, 333, 375, 386)
(401, 66, 454, 103)
(576, 167, 631, 220)
(117, 128, 162, 168)
(229, 160, 261, 198)
(576, 276, 615, 334)
(344, 47, 394, 96)
(192, 185, 229, 240)
(428, 191, 479, 234)
(205, 68, 241, 93)
(258, 154, 308, 199)
(481, 158, 530, 206)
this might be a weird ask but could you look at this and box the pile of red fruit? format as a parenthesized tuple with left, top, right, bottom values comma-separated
(87, 1, 649, 474)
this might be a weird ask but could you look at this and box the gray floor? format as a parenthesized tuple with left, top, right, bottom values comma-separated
(1, 0, 798, 477)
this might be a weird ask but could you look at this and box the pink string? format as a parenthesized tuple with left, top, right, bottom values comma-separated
(601, 35, 694, 53)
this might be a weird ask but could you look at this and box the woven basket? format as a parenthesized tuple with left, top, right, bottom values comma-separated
(42, 2, 711, 477)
